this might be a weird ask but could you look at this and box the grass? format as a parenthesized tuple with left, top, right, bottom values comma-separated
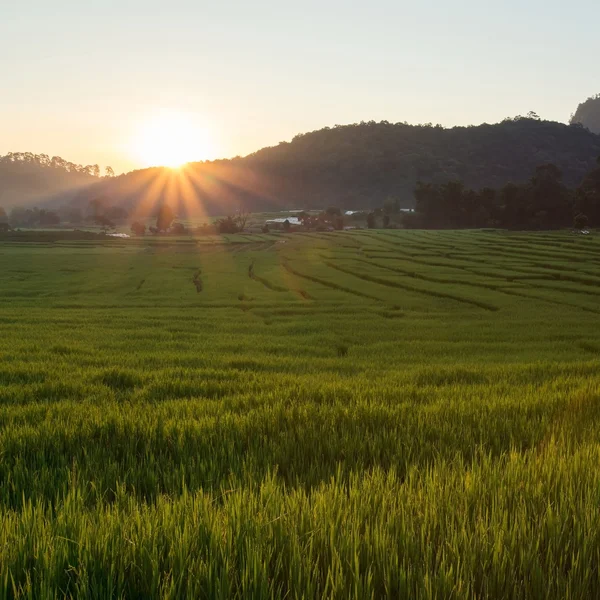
(1, 229, 600, 598)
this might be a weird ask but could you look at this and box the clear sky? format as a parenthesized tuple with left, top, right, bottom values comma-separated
(1, 0, 598, 173)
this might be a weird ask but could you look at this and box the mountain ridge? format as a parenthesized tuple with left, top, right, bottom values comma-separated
(3, 117, 600, 215)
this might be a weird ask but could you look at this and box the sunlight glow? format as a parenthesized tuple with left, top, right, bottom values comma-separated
(132, 110, 213, 168)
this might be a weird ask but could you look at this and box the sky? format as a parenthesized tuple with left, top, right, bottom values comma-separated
(1, 0, 599, 174)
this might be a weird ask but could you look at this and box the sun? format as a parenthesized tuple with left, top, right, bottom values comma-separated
(132, 110, 212, 168)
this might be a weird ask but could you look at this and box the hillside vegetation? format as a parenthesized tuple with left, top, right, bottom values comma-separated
(1, 230, 600, 597)
(5, 117, 600, 215)
(0, 152, 109, 208)
(571, 94, 600, 134)
(77, 118, 600, 214)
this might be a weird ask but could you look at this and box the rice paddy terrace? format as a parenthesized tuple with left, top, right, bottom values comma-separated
(1, 229, 600, 598)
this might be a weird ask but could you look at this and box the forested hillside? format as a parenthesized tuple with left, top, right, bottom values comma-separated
(4, 117, 600, 216)
(570, 94, 600, 134)
(69, 117, 600, 215)
(0, 153, 110, 208)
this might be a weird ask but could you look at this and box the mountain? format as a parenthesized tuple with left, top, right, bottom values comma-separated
(5, 117, 600, 216)
(570, 94, 600, 134)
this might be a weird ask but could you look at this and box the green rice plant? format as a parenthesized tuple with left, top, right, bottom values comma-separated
(0, 230, 599, 597)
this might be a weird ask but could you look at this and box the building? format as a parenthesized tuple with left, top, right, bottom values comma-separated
(265, 217, 302, 230)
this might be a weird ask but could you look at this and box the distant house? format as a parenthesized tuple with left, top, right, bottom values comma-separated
(265, 217, 302, 230)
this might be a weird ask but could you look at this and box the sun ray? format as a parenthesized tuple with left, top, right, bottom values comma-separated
(130, 169, 169, 222)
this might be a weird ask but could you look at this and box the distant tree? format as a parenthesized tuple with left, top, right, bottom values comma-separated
(89, 197, 106, 218)
(325, 206, 342, 217)
(105, 166, 115, 178)
(383, 214, 391, 228)
(527, 164, 571, 229)
(170, 222, 187, 234)
(104, 206, 129, 221)
(130, 221, 146, 236)
(334, 216, 344, 230)
(400, 211, 422, 229)
(0, 207, 7, 223)
(383, 197, 401, 215)
(214, 210, 249, 234)
(235, 208, 249, 232)
(367, 213, 376, 229)
(574, 213, 589, 230)
(59, 206, 83, 223)
(283, 219, 291, 232)
(414, 182, 443, 227)
(156, 205, 175, 232)
(94, 215, 115, 233)
(38, 210, 60, 226)
(8, 207, 29, 227)
(215, 216, 240, 234)
(575, 156, 600, 226)
(498, 183, 524, 229)
(0, 222, 10, 233)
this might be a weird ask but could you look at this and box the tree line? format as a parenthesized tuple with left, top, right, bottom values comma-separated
(0, 196, 128, 231)
(0, 152, 113, 212)
(0, 152, 114, 178)
(401, 159, 600, 230)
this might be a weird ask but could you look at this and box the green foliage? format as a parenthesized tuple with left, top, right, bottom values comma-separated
(1, 230, 600, 596)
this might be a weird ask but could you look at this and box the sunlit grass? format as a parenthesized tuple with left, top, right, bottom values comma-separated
(1, 230, 600, 597)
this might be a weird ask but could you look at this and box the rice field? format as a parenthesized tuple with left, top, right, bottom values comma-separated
(1, 229, 600, 598)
